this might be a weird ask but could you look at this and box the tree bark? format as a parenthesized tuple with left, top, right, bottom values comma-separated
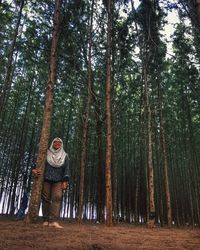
(105, 0, 113, 227)
(78, 0, 94, 224)
(157, 79, 172, 227)
(143, 65, 155, 227)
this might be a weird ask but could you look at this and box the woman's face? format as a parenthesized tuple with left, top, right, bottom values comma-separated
(53, 140, 62, 150)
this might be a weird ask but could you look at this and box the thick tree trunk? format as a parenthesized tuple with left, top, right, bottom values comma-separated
(25, 0, 62, 223)
(143, 66, 155, 227)
(157, 80, 172, 227)
(105, 0, 113, 227)
(78, 0, 94, 223)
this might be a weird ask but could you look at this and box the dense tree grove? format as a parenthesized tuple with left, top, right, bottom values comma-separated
(0, 0, 199, 227)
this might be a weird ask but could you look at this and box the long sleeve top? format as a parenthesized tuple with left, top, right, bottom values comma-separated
(43, 157, 69, 183)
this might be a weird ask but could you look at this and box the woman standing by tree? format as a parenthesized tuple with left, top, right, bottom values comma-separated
(32, 138, 70, 228)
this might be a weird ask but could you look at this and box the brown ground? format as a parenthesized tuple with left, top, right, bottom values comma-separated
(0, 217, 200, 250)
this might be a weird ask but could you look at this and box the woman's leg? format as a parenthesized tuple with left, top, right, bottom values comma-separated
(48, 182, 63, 228)
(50, 182, 63, 222)
(41, 181, 51, 223)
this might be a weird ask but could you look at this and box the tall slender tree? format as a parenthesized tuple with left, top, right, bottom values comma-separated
(143, 63, 155, 227)
(78, 0, 94, 223)
(105, 0, 113, 227)
(138, 0, 156, 227)
(157, 79, 172, 227)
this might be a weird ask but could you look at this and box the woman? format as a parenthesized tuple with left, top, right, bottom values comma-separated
(32, 137, 69, 228)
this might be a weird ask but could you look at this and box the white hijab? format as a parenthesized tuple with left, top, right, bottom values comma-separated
(46, 138, 67, 168)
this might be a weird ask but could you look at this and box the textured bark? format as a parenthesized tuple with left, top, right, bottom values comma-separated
(105, 0, 113, 227)
(78, 0, 94, 224)
(157, 79, 172, 227)
(143, 66, 155, 227)
(25, 0, 62, 223)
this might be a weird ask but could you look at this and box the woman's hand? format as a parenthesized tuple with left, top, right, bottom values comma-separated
(61, 181, 69, 190)
(32, 169, 41, 177)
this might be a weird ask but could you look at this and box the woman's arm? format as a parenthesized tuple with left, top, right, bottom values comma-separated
(61, 157, 70, 190)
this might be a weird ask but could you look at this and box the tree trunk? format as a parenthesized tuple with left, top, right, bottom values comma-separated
(157, 80, 172, 227)
(105, 0, 113, 227)
(143, 65, 155, 227)
(25, 0, 62, 223)
(78, 0, 94, 223)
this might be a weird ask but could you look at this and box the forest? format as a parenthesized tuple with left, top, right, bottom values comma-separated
(0, 0, 200, 229)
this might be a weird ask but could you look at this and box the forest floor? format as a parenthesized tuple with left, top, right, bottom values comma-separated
(0, 216, 200, 250)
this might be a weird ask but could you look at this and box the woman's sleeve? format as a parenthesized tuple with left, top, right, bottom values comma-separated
(62, 157, 70, 182)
